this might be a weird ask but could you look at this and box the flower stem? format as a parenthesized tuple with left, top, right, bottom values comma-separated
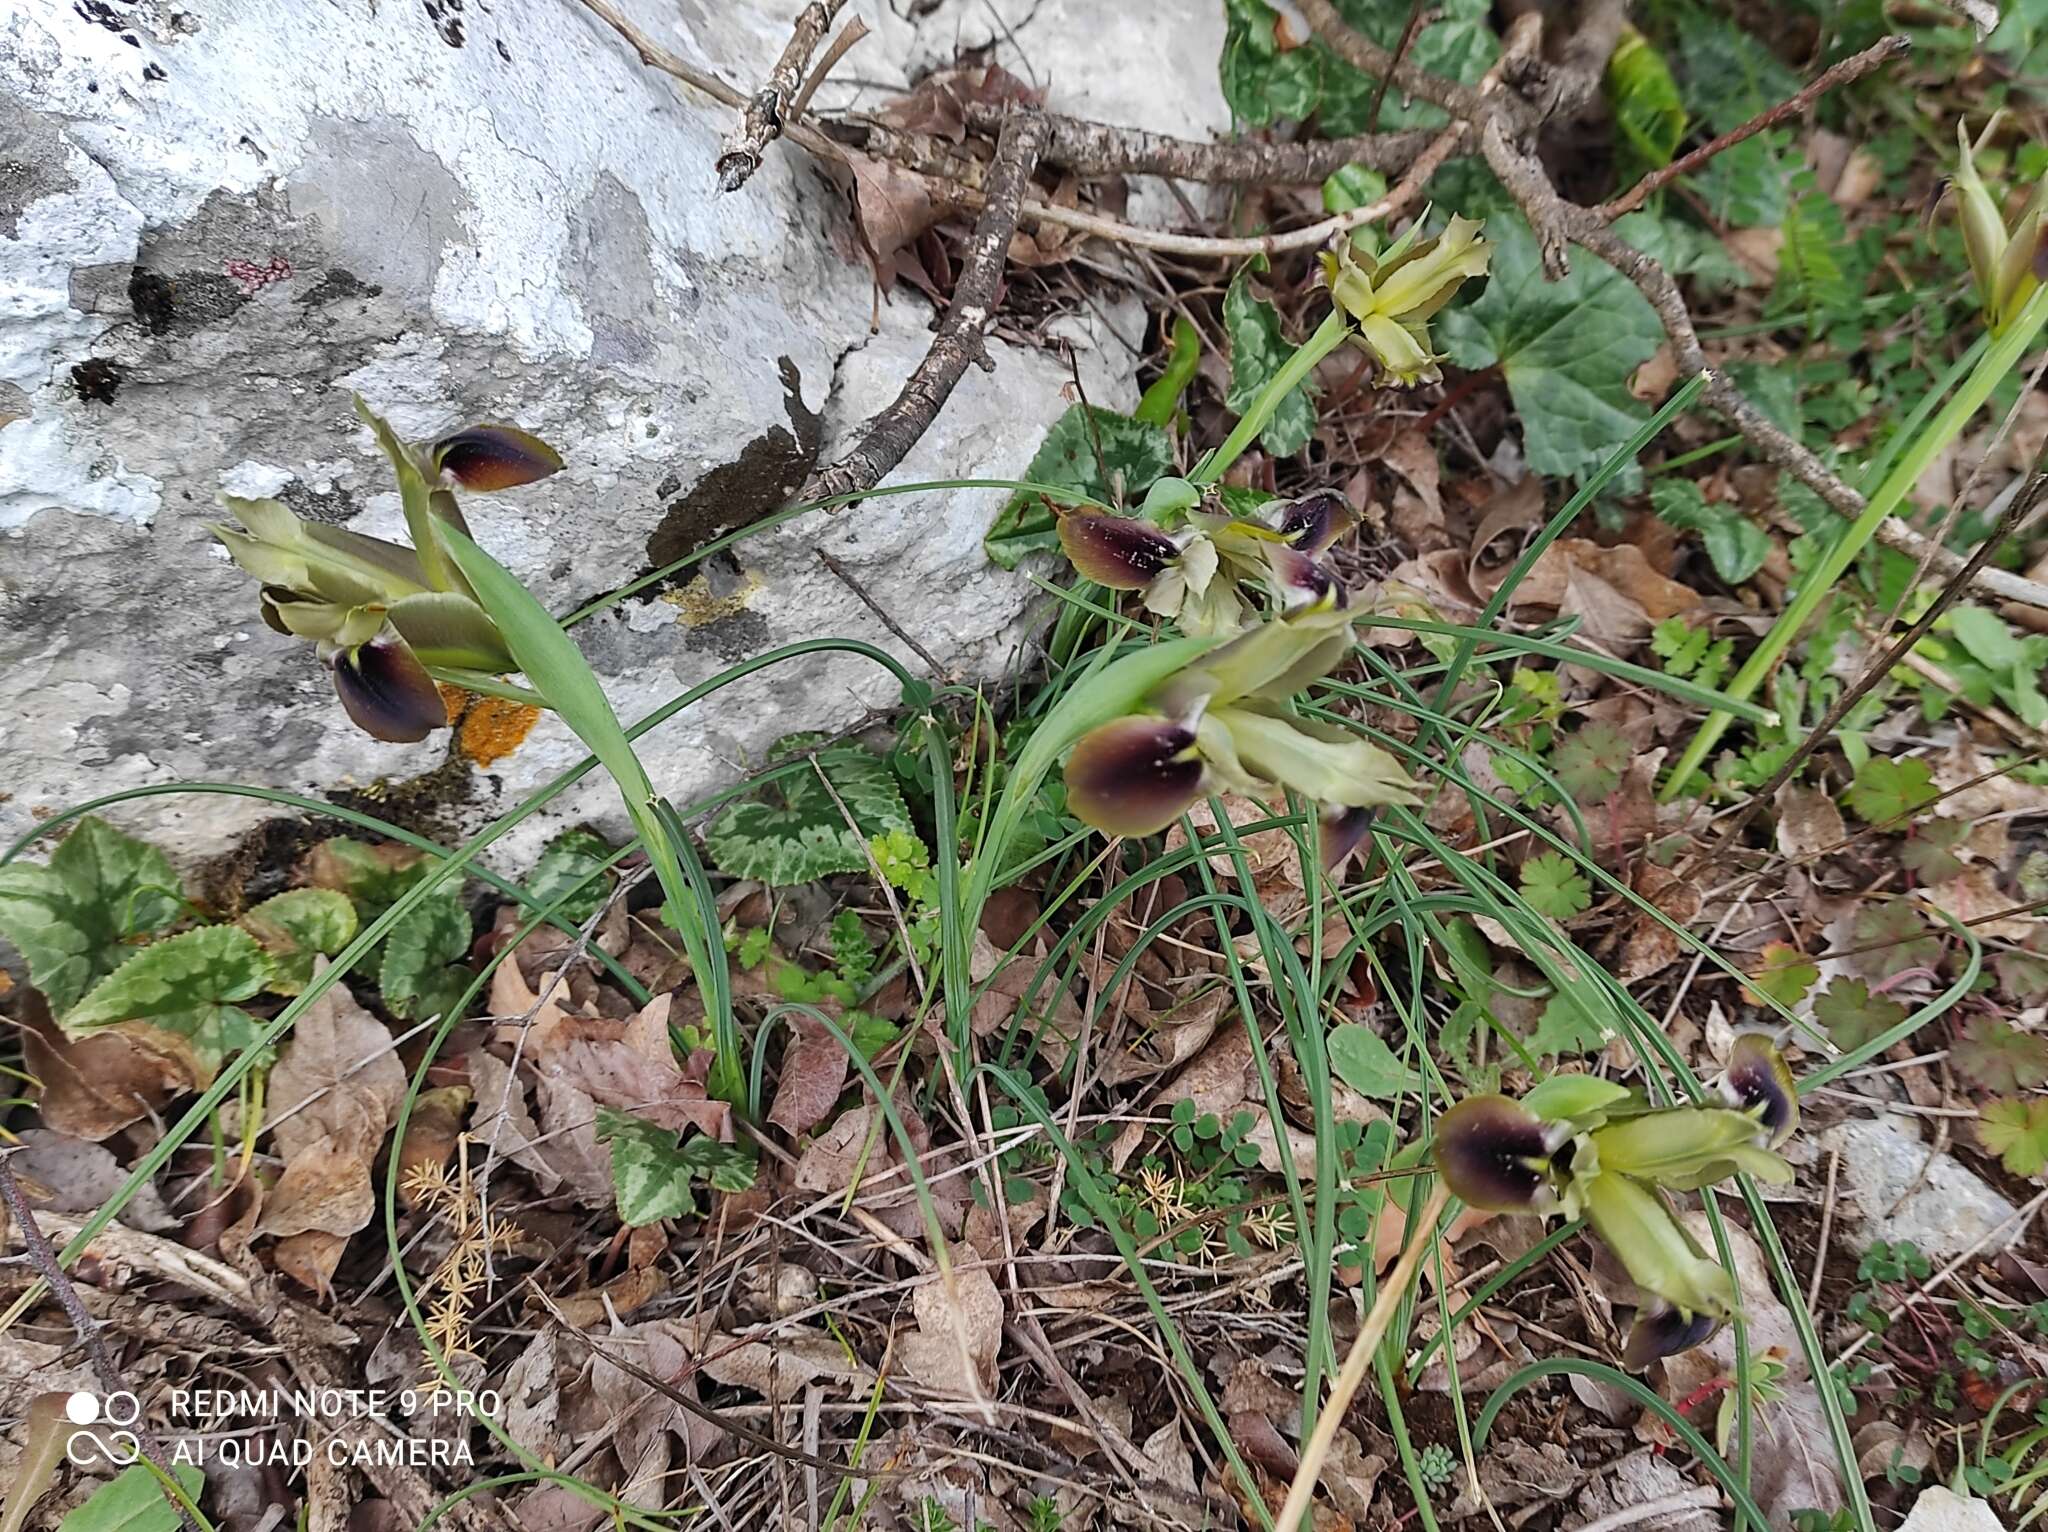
(1660, 284, 2048, 800)
(1192, 307, 1352, 487)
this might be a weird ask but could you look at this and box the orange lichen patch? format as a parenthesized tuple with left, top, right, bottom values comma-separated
(457, 696, 542, 767)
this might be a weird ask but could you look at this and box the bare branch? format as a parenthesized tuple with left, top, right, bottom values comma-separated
(1601, 35, 1912, 220)
(1298, 0, 1490, 122)
(1479, 117, 2048, 611)
(802, 112, 1053, 508)
(717, 0, 853, 192)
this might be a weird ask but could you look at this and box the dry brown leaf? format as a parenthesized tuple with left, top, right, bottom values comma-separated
(1776, 783, 1846, 860)
(1618, 865, 1702, 983)
(266, 967, 405, 1160)
(22, 991, 186, 1140)
(699, 1329, 875, 1400)
(1381, 427, 1446, 550)
(1934, 737, 2048, 818)
(844, 154, 960, 290)
(899, 1245, 1004, 1399)
(1499, 539, 1701, 644)
(273, 1229, 347, 1297)
(502, 1332, 564, 1459)
(261, 1133, 375, 1239)
(767, 1014, 850, 1137)
(530, 991, 730, 1140)
(1364, 548, 1486, 644)
(1921, 866, 2037, 941)
(488, 947, 598, 1050)
(548, 1266, 668, 1328)
(7, 1129, 177, 1231)
(396, 1086, 472, 1205)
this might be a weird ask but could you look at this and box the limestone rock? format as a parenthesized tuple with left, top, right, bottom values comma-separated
(0, 0, 1189, 868)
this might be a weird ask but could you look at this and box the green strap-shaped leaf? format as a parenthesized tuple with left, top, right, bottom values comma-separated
(0, 815, 184, 1015)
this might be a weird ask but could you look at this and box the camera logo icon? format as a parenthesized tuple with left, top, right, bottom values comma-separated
(64, 1391, 142, 1467)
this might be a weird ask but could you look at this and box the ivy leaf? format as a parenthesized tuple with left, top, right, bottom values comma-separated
(378, 895, 473, 1021)
(1851, 902, 1941, 979)
(1649, 478, 1770, 585)
(1520, 852, 1593, 919)
(1552, 722, 1630, 802)
(1746, 941, 1818, 1011)
(63, 924, 269, 1086)
(0, 816, 185, 1016)
(528, 827, 617, 924)
(1953, 1017, 2048, 1093)
(985, 405, 1174, 568)
(1438, 210, 1665, 484)
(1224, 259, 1314, 458)
(1318, 0, 1497, 132)
(705, 747, 913, 887)
(1327, 1025, 1421, 1099)
(1220, 0, 1324, 124)
(1529, 992, 1611, 1056)
(1813, 979, 1908, 1053)
(1978, 1097, 2048, 1179)
(239, 888, 358, 995)
(596, 1108, 700, 1225)
(1899, 820, 1968, 884)
(58, 1463, 206, 1532)
(1844, 756, 1938, 826)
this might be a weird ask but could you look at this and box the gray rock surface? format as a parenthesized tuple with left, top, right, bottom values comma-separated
(1818, 1115, 2026, 1261)
(0, 0, 1199, 868)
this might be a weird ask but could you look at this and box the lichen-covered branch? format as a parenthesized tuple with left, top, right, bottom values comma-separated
(802, 113, 1053, 508)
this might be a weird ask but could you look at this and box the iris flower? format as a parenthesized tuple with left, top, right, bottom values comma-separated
(1057, 489, 1355, 637)
(1950, 120, 2046, 334)
(1433, 1036, 1798, 1367)
(1319, 213, 1492, 386)
(212, 399, 560, 741)
(1061, 593, 1418, 863)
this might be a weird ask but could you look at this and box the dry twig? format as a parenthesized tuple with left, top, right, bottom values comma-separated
(717, 0, 853, 192)
(802, 112, 1053, 507)
(0, 1155, 201, 1532)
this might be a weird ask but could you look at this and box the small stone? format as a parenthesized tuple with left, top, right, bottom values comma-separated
(1898, 1486, 2010, 1531)
(1818, 1116, 2023, 1261)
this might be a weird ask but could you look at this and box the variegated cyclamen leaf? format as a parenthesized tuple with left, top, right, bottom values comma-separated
(240, 888, 359, 995)
(704, 747, 913, 887)
(595, 1108, 700, 1225)
(528, 827, 617, 924)
(0, 816, 185, 1017)
(378, 893, 473, 1021)
(63, 924, 270, 1086)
